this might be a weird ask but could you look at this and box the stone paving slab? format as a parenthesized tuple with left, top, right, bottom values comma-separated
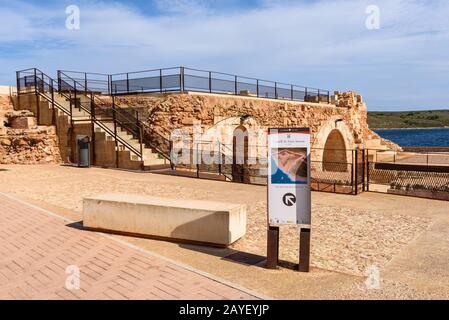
(0, 193, 260, 300)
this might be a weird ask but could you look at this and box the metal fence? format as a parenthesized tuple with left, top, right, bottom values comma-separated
(58, 67, 332, 104)
(367, 149, 449, 199)
(174, 143, 364, 194)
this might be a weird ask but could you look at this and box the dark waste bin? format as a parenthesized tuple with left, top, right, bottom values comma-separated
(77, 135, 90, 168)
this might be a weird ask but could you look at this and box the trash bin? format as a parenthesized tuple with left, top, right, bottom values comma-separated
(77, 135, 90, 168)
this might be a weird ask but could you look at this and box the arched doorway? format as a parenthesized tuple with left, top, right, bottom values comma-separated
(323, 129, 348, 172)
(232, 125, 250, 183)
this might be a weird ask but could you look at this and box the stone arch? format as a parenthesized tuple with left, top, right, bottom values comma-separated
(322, 129, 348, 171)
(201, 115, 264, 159)
(232, 125, 250, 183)
(312, 116, 355, 171)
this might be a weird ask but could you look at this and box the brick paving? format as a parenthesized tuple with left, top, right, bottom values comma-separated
(0, 194, 259, 300)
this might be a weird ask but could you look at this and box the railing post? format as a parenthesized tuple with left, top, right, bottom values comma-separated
(304, 87, 308, 102)
(16, 71, 21, 107)
(291, 85, 294, 101)
(84, 73, 88, 94)
(139, 124, 144, 163)
(16, 71, 20, 93)
(256, 80, 259, 98)
(69, 89, 73, 124)
(362, 149, 366, 192)
(169, 140, 174, 170)
(90, 92, 96, 165)
(74, 82, 78, 111)
(327, 91, 331, 104)
(108, 75, 112, 95)
(209, 71, 212, 93)
(275, 82, 278, 99)
(318, 89, 321, 103)
(57, 70, 62, 93)
(235, 76, 238, 95)
(41, 71, 44, 92)
(160, 69, 163, 93)
(218, 142, 222, 176)
(126, 73, 130, 93)
(34, 68, 40, 124)
(180, 67, 185, 93)
(112, 96, 119, 168)
(367, 150, 370, 192)
(351, 150, 354, 194)
(51, 79, 55, 125)
(196, 144, 200, 178)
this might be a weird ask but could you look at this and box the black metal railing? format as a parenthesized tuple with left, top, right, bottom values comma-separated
(173, 142, 364, 194)
(367, 149, 449, 196)
(58, 70, 173, 165)
(59, 66, 332, 104)
(16, 68, 146, 165)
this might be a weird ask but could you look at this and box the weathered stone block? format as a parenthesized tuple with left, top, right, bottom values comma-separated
(83, 194, 247, 246)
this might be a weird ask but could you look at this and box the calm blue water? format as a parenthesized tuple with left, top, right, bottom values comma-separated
(375, 128, 449, 147)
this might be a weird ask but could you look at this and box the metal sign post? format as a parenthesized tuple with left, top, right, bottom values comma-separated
(266, 128, 312, 272)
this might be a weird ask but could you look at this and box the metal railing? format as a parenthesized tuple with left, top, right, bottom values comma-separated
(58, 70, 173, 165)
(174, 142, 364, 194)
(59, 66, 332, 104)
(367, 149, 449, 194)
(16, 68, 146, 166)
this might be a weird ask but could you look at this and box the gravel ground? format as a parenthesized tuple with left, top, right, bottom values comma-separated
(230, 201, 430, 276)
(0, 165, 432, 277)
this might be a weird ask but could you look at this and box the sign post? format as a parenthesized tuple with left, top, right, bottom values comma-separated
(266, 128, 312, 272)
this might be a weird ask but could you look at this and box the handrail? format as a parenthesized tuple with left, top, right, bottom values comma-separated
(60, 66, 332, 103)
(58, 71, 144, 159)
(113, 103, 173, 164)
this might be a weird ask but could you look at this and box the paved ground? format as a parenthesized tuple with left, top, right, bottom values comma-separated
(0, 193, 260, 300)
(0, 165, 448, 299)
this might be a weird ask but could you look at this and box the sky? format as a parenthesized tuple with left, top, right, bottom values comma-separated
(0, 0, 448, 111)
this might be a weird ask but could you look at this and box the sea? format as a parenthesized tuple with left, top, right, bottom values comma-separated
(374, 128, 449, 147)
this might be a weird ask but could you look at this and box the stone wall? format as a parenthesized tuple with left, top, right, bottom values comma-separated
(115, 91, 399, 161)
(0, 94, 62, 165)
(0, 127, 62, 165)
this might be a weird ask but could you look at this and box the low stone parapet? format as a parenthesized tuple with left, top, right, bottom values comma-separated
(83, 194, 247, 246)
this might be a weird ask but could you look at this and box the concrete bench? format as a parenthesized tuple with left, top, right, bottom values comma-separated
(83, 194, 246, 246)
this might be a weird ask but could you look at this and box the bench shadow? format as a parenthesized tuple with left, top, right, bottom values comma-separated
(66, 219, 298, 271)
(177, 243, 297, 270)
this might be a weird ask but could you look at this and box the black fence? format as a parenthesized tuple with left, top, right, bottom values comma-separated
(58, 67, 332, 104)
(173, 144, 364, 195)
(367, 149, 449, 200)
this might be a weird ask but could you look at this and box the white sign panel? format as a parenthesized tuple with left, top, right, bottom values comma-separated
(268, 128, 311, 225)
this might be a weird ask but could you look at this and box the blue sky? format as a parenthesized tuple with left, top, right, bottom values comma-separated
(0, 0, 448, 111)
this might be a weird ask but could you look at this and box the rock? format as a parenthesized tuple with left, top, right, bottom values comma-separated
(1, 139, 11, 146)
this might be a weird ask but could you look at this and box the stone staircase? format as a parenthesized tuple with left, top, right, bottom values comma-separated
(20, 90, 168, 170)
(59, 93, 168, 168)
(94, 121, 166, 167)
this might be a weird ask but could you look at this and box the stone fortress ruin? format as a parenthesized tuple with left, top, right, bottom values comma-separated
(7, 66, 446, 198)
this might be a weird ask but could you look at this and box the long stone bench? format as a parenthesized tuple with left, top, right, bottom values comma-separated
(83, 194, 247, 246)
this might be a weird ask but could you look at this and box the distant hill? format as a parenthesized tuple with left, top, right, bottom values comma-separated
(368, 110, 449, 129)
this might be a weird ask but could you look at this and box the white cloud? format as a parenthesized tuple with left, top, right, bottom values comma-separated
(0, 0, 448, 110)
(153, 0, 208, 14)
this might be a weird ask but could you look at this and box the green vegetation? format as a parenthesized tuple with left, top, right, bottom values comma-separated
(368, 110, 449, 129)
